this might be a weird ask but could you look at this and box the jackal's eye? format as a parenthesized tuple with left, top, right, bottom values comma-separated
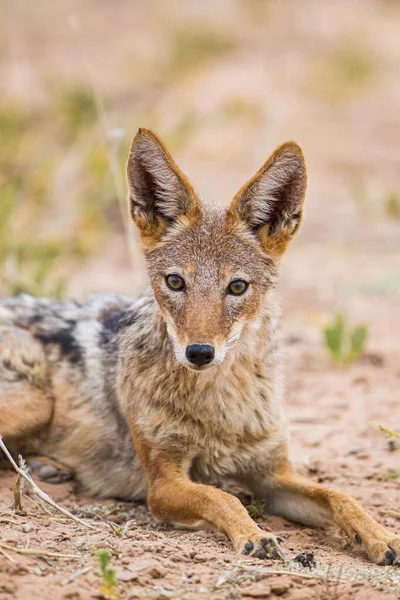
(165, 274, 185, 291)
(227, 279, 248, 296)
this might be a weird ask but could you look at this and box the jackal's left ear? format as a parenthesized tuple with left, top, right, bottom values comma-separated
(127, 128, 199, 248)
(228, 142, 307, 260)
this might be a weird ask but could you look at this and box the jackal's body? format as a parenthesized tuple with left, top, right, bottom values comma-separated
(0, 293, 141, 498)
(1, 128, 399, 565)
(0, 286, 285, 500)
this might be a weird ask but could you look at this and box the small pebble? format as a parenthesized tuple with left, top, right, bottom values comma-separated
(271, 583, 290, 595)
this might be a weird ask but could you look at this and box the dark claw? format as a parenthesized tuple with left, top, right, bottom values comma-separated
(379, 550, 396, 566)
(277, 536, 284, 544)
(354, 533, 362, 544)
(387, 550, 396, 563)
(257, 524, 264, 530)
(244, 542, 254, 554)
(260, 537, 282, 560)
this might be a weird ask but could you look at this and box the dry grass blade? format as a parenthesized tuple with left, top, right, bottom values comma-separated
(249, 568, 319, 580)
(0, 546, 16, 563)
(12, 473, 23, 512)
(385, 508, 400, 519)
(67, 14, 140, 271)
(216, 562, 322, 588)
(379, 426, 400, 440)
(24, 492, 53, 516)
(0, 435, 96, 529)
(0, 542, 81, 559)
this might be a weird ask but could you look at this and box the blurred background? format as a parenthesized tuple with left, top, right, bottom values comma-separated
(1, 0, 399, 352)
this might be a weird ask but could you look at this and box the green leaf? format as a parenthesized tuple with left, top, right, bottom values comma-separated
(348, 325, 367, 361)
(324, 314, 345, 360)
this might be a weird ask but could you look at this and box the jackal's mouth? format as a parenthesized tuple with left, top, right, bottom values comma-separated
(183, 361, 217, 372)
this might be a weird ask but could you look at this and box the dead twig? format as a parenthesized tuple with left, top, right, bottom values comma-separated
(0, 542, 81, 559)
(0, 435, 96, 529)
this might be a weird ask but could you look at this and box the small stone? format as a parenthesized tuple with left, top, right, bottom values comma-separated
(271, 583, 290, 595)
(241, 584, 270, 598)
(0, 581, 17, 594)
(22, 523, 35, 533)
(192, 554, 208, 563)
(355, 453, 370, 460)
(289, 589, 316, 600)
(148, 566, 165, 579)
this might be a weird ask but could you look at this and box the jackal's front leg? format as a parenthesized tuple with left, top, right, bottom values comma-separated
(130, 429, 284, 559)
(148, 457, 285, 560)
(252, 463, 400, 565)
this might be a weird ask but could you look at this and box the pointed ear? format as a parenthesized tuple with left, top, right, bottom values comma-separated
(127, 128, 200, 248)
(227, 141, 307, 260)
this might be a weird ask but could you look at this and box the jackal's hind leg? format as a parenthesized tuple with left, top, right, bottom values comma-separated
(27, 456, 73, 484)
(0, 327, 53, 440)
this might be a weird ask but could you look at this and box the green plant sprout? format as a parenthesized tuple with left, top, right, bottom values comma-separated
(323, 314, 367, 364)
(94, 549, 118, 599)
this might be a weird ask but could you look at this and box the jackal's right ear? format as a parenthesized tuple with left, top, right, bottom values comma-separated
(227, 141, 307, 260)
(127, 128, 199, 248)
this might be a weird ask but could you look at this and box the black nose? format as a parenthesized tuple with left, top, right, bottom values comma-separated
(185, 344, 215, 367)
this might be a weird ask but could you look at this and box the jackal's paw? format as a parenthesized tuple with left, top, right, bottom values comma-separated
(356, 532, 400, 566)
(239, 533, 286, 561)
(28, 457, 73, 484)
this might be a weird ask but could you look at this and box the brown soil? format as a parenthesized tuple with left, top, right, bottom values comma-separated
(1, 1, 400, 598)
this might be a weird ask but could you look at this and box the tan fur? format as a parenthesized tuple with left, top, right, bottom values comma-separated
(1, 130, 398, 565)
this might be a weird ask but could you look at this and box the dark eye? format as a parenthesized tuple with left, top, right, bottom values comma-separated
(165, 274, 185, 291)
(227, 279, 248, 296)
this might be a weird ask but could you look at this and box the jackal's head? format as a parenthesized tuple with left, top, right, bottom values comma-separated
(127, 129, 306, 371)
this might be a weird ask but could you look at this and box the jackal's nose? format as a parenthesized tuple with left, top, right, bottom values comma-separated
(186, 344, 215, 367)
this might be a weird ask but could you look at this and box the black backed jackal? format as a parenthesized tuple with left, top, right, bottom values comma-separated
(0, 129, 398, 564)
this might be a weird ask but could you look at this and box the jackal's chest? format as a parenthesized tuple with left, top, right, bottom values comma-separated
(190, 420, 286, 483)
(175, 382, 286, 483)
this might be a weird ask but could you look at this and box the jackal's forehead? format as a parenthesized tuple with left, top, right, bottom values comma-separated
(146, 207, 276, 286)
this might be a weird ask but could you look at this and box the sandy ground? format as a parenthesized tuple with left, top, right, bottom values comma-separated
(1, 0, 400, 598)
(0, 333, 399, 600)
